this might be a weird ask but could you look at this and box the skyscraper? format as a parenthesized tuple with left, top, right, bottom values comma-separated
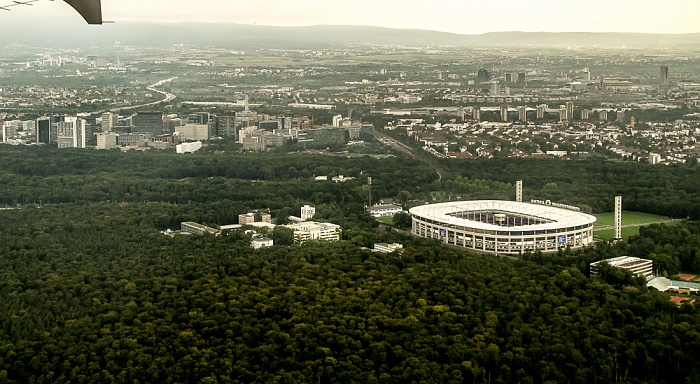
(477, 69, 490, 83)
(472, 106, 481, 121)
(101, 112, 118, 132)
(566, 101, 574, 121)
(0, 121, 5, 143)
(56, 116, 86, 149)
(518, 106, 527, 122)
(36, 117, 53, 144)
(132, 112, 164, 136)
(500, 105, 509, 122)
(660, 66, 669, 85)
(536, 104, 547, 119)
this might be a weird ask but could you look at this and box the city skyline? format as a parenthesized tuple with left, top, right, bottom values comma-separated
(2, 0, 700, 35)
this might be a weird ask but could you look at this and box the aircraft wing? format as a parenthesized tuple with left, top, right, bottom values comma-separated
(63, 0, 102, 24)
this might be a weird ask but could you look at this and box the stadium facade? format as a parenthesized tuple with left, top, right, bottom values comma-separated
(409, 200, 596, 255)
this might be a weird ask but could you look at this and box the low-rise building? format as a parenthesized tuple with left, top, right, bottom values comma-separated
(251, 237, 274, 249)
(591, 256, 654, 281)
(369, 204, 403, 218)
(373, 243, 404, 253)
(285, 221, 341, 243)
(176, 141, 203, 154)
(181, 222, 221, 236)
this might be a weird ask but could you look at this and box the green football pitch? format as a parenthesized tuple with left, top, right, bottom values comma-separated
(593, 211, 679, 241)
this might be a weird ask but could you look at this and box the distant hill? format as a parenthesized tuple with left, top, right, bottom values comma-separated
(2, 21, 700, 49)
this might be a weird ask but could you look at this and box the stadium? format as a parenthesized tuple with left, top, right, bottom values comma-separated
(409, 200, 597, 255)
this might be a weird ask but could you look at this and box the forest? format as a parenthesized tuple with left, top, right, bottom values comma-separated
(0, 145, 699, 383)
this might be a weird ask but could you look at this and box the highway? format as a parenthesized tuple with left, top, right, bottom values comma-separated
(109, 77, 177, 113)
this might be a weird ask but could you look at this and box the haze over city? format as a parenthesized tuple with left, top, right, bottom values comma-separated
(2, 0, 700, 34)
(2, 0, 700, 383)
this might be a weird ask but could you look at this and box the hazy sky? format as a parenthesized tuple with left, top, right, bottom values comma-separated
(4, 0, 700, 34)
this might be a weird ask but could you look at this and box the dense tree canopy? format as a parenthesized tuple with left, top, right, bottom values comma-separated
(0, 145, 699, 383)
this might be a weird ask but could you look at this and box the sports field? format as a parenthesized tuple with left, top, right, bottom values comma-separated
(593, 211, 679, 241)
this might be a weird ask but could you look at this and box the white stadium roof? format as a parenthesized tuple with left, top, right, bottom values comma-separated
(409, 200, 596, 231)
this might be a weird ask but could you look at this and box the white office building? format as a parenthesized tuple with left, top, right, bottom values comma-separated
(591, 256, 654, 281)
(369, 204, 403, 218)
(373, 243, 404, 253)
(284, 221, 341, 243)
(56, 116, 86, 149)
(176, 141, 203, 154)
(301, 205, 316, 220)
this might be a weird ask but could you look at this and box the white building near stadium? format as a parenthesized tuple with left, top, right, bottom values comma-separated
(409, 200, 596, 255)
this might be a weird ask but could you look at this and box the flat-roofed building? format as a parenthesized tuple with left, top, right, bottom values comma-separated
(251, 237, 274, 249)
(369, 204, 403, 218)
(301, 205, 316, 220)
(285, 221, 341, 243)
(373, 243, 404, 253)
(96, 132, 118, 149)
(181, 222, 220, 236)
(591, 256, 654, 281)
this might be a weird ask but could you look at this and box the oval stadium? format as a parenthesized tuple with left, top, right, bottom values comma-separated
(409, 200, 597, 255)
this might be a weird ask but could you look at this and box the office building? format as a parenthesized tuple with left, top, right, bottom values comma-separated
(536, 104, 547, 119)
(36, 117, 53, 144)
(132, 112, 163, 135)
(181, 222, 220, 236)
(0, 121, 6, 143)
(101, 112, 118, 132)
(649, 153, 662, 165)
(251, 237, 274, 249)
(599, 110, 608, 121)
(477, 69, 490, 83)
(175, 124, 210, 141)
(505, 73, 513, 83)
(239, 212, 272, 225)
(301, 205, 316, 220)
(373, 243, 404, 253)
(95, 132, 118, 149)
(581, 109, 591, 120)
(285, 221, 342, 243)
(559, 106, 568, 122)
(369, 204, 403, 217)
(591, 256, 654, 281)
(215, 115, 237, 138)
(56, 116, 86, 149)
(176, 141, 203, 154)
(660, 66, 669, 85)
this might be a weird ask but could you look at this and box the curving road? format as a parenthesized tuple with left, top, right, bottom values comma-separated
(109, 77, 178, 113)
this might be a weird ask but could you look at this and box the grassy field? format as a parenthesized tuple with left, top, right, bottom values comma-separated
(377, 217, 394, 225)
(593, 211, 674, 227)
(593, 211, 679, 241)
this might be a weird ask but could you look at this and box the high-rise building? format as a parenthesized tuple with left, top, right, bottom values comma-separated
(599, 110, 608, 121)
(566, 101, 574, 120)
(95, 132, 118, 149)
(332, 114, 343, 127)
(472, 106, 481, 121)
(518, 106, 527, 122)
(582, 67, 591, 81)
(56, 116, 86, 149)
(517, 73, 526, 84)
(559, 106, 568, 122)
(477, 69, 490, 83)
(660, 66, 669, 85)
(500, 105, 509, 122)
(0, 121, 5, 143)
(35, 117, 53, 144)
(101, 112, 118, 132)
(581, 109, 591, 120)
(132, 112, 163, 136)
(616, 110, 625, 122)
(536, 104, 547, 119)
(505, 73, 513, 83)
